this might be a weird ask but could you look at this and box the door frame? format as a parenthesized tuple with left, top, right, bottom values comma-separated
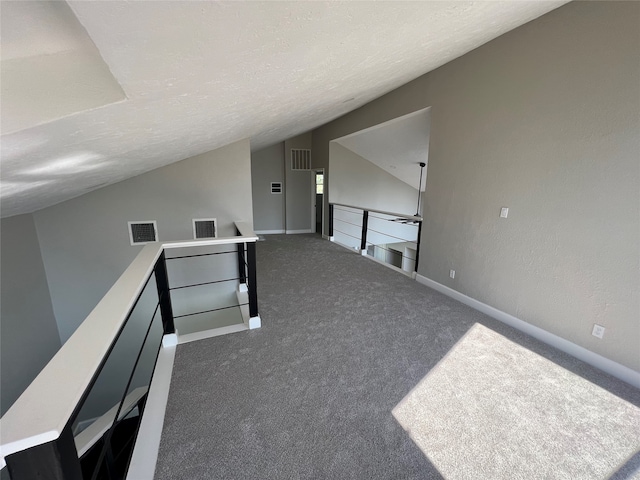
(312, 168, 325, 235)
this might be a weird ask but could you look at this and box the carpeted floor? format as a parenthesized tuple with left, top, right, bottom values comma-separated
(154, 234, 640, 480)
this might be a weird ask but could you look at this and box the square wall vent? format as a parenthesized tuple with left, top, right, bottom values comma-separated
(291, 149, 311, 170)
(128, 221, 158, 246)
(193, 218, 217, 239)
(271, 182, 283, 194)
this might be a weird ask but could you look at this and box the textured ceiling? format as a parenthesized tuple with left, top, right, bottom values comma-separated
(0, 0, 567, 218)
(335, 109, 431, 191)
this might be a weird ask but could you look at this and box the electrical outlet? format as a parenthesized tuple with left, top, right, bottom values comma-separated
(592, 324, 605, 339)
(500, 207, 509, 218)
(449, 269, 455, 279)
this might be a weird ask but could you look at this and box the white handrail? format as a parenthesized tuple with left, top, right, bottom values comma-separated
(0, 222, 257, 466)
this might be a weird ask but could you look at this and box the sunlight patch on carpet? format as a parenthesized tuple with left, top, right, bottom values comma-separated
(392, 324, 640, 479)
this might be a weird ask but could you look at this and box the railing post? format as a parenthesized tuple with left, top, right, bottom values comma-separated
(237, 242, 246, 286)
(360, 210, 369, 252)
(246, 241, 258, 318)
(5, 425, 82, 480)
(154, 251, 175, 334)
(329, 204, 334, 237)
(415, 220, 423, 273)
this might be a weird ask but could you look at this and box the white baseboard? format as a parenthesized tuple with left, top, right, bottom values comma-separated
(415, 274, 640, 389)
(286, 229, 314, 234)
(323, 234, 334, 241)
(254, 229, 285, 234)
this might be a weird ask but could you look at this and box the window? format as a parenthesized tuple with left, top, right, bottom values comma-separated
(316, 173, 324, 194)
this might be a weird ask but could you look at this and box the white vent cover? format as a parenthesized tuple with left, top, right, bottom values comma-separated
(193, 218, 217, 239)
(291, 149, 311, 170)
(128, 221, 158, 245)
(271, 182, 283, 194)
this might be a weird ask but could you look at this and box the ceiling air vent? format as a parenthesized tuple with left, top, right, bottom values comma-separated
(291, 149, 311, 170)
(193, 218, 217, 239)
(271, 182, 283, 194)
(128, 221, 158, 246)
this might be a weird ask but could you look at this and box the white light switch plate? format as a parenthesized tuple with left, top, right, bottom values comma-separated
(500, 207, 509, 218)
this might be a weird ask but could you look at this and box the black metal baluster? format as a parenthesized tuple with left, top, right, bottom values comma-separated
(360, 210, 369, 251)
(246, 242, 258, 318)
(155, 252, 175, 335)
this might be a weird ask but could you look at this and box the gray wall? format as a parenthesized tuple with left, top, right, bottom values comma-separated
(34, 139, 253, 343)
(312, 2, 640, 371)
(251, 142, 286, 232)
(284, 132, 313, 232)
(329, 142, 419, 216)
(1, 214, 60, 414)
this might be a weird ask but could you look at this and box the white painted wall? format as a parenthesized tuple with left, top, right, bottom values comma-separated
(251, 142, 286, 232)
(329, 142, 419, 216)
(312, 2, 640, 372)
(0, 214, 60, 415)
(34, 139, 253, 343)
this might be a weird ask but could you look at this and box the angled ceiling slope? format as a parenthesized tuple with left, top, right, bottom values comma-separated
(0, 1, 568, 218)
(335, 109, 431, 191)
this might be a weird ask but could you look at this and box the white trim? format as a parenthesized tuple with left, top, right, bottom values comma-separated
(162, 333, 178, 348)
(248, 315, 261, 330)
(192, 218, 217, 240)
(415, 274, 640, 389)
(126, 340, 176, 480)
(177, 323, 248, 345)
(236, 287, 261, 330)
(286, 229, 314, 234)
(254, 229, 285, 235)
(128, 220, 158, 246)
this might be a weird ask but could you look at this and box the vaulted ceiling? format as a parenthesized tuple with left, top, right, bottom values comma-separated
(0, 0, 567, 218)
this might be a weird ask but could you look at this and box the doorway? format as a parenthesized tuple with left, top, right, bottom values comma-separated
(314, 169, 324, 234)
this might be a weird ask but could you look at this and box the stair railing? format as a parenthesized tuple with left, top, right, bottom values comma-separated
(0, 222, 259, 480)
(329, 203, 423, 275)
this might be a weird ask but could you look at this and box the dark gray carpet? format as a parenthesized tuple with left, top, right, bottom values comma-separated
(155, 234, 640, 480)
